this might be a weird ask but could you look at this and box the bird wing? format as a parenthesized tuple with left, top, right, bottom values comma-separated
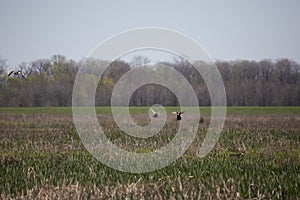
(150, 108, 156, 114)
(8, 71, 14, 77)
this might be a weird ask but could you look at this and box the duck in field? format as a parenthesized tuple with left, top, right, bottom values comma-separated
(172, 111, 184, 120)
(149, 108, 159, 118)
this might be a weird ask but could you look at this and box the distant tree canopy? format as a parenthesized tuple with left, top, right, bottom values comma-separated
(0, 55, 299, 107)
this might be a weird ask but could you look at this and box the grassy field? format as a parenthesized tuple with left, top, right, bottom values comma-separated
(1, 106, 300, 115)
(0, 107, 299, 199)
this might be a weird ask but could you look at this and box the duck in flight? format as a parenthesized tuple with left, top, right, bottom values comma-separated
(149, 108, 159, 118)
(8, 70, 26, 79)
(172, 111, 184, 120)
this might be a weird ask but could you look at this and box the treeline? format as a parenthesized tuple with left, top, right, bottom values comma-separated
(0, 55, 299, 106)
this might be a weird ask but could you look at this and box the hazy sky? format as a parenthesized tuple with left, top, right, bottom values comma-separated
(1, 0, 300, 68)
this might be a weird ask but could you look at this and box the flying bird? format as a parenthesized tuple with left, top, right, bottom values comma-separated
(172, 111, 184, 120)
(149, 108, 159, 118)
(8, 70, 26, 79)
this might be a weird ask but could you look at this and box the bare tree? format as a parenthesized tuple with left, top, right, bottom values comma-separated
(130, 55, 151, 67)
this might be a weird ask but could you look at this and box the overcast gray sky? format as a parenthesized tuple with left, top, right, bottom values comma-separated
(0, 0, 300, 68)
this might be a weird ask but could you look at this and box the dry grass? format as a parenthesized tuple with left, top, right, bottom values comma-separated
(1, 179, 261, 200)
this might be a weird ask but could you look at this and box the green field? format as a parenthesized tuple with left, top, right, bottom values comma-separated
(0, 107, 299, 199)
(1, 106, 300, 115)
